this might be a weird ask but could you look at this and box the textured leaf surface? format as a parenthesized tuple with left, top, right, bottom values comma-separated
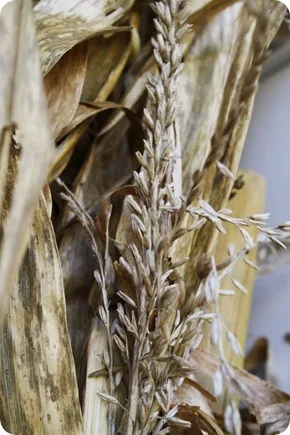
(34, 0, 134, 75)
(44, 42, 88, 139)
(0, 0, 54, 319)
(0, 190, 82, 434)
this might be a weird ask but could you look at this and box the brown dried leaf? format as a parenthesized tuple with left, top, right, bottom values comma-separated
(175, 405, 224, 435)
(44, 42, 88, 139)
(55, 24, 137, 381)
(192, 349, 290, 426)
(255, 401, 290, 426)
(48, 30, 134, 180)
(0, 0, 54, 320)
(81, 32, 132, 103)
(53, 28, 132, 141)
(183, 378, 217, 403)
(174, 374, 217, 433)
(56, 104, 98, 140)
(48, 122, 89, 182)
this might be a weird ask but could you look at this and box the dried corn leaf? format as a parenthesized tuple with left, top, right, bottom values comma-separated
(58, 100, 141, 143)
(0, 0, 55, 320)
(57, 104, 98, 141)
(34, 0, 134, 75)
(168, 4, 243, 274)
(48, 30, 133, 179)
(178, 4, 243, 195)
(176, 379, 217, 404)
(188, 0, 240, 27)
(48, 122, 89, 182)
(184, 0, 285, 286)
(205, 1, 286, 212)
(96, 68, 148, 137)
(255, 401, 290, 434)
(60, 118, 137, 270)
(174, 405, 224, 435)
(0, 191, 82, 434)
(81, 31, 132, 103)
(44, 42, 88, 139)
(175, 379, 216, 415)
(42, 183, 53, 217)
(192, 349, 290, 428)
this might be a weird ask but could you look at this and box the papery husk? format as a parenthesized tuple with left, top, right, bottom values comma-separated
(175, 379, 216, 416)
(0, 181, 82, 434)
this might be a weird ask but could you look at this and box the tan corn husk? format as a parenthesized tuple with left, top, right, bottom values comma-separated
(0, 192, 82, 434)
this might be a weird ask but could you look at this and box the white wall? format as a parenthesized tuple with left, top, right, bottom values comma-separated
(241, 63, 290, 392)
(241, 64, 290, 226)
